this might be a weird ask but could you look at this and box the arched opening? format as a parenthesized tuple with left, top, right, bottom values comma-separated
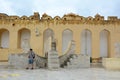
(43, 29, 54, 55)
(81, 29, 92, 56)
(100, 30, 110, 58)
(18, 29, 31, 51)
(0, 29, 9, 48)
(62, 29, 73, 53)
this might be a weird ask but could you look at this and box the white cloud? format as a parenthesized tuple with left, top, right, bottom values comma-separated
(44, 7, 77, 17)
(0, 0, 16, 15)
(32, 0, 80, 17)
(32, 0, 120, 18)
(0, 0, 120, 18)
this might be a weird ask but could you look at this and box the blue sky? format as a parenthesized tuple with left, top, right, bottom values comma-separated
(0, 0, 120, 18)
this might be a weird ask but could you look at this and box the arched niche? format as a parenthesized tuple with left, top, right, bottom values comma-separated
(81, 29, 92, 56)
(62, 29, 73, 53)
(18, 28, 31, 50)
(43, 29, 54, 54)
(100, 29, 110, 58)
(0, 29, 9, 48)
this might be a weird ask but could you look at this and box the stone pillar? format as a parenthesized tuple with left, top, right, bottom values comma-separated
(48, 40, 60, 70)
(109, 33, 114, 57)
(73, 30, 80, 54)
(9, 31, 18, 49)
(92, 32, 100, 63)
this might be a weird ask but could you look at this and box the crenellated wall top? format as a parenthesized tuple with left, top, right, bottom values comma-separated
(0, 12, 40, 20)
(0, 12, 120, 24)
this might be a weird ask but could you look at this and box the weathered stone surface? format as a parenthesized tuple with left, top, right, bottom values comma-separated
(8, 53, 47, 69)
(48, 50, 60, 70)
(102, 58, 120, 70)
(66, 54, 90, 69)
(8, 53, 28, 69)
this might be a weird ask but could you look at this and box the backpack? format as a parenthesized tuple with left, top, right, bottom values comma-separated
(32, 53, 35, 59)
(30, 51, 35, 59)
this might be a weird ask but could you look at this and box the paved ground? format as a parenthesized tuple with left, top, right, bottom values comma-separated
(0, 63, 120, 80)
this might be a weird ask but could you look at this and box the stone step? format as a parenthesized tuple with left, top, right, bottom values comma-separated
(48, 50, 60, 70)
(63, 54, 90, 69)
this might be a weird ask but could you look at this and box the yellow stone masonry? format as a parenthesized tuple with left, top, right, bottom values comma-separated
(0, 12, 120, 62)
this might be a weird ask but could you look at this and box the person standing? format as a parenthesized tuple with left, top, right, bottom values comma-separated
(26, 49, 35, 69)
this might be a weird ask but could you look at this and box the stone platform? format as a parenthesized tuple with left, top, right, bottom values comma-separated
(102, 58, 120, 70)
(0, 66, 120, 80)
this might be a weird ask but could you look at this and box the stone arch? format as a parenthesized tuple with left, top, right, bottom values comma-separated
(43, 28, 54, 54)
(54, 16, 61, 21)
(62, 29, 73, 53)
(100, 28, 111, 33)
(21, 16, 28, 20)
(18, 28, 31, 51)
(80, 29, 92, 56)
(100, 29, 110, 58)
(0, 28, 9, 48)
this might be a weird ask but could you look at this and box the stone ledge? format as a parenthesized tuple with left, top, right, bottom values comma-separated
(102, 58, 120, 70)
(0, 60, 8, 62)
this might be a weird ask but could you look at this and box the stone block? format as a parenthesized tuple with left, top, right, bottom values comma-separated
(102, 58, 120, 70)
(66, 54, 90, 68)
(48, 50, 60, 70)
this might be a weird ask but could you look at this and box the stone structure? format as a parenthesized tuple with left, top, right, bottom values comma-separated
(47, 40, 60, 70)
(8, 53, 29, 69)
(65, 54, 90, 68)
(8, 53, 47, 69)
(0, 12, 120, 63)
(102, 58, 120, 70)
(114, 42, 120, 58)
(8, 39, 90, 69)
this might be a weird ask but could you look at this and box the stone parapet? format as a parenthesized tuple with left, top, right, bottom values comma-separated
(0, 12, 120, 25)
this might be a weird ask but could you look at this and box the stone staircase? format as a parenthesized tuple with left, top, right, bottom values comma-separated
(59, 54, 75, 68)
(64, 54, 90, 68)
(8, 40, 90, 69)
(60, 40, 90, 69)
(47, 42, 60, 70)
(35, 54, 47, 68)
(48, 50, 60, 70)
(59, 40, 76, 67)
(8, 53, 90, 69)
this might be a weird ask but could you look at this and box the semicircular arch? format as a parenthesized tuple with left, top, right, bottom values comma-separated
(0, 28, 9, 48)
